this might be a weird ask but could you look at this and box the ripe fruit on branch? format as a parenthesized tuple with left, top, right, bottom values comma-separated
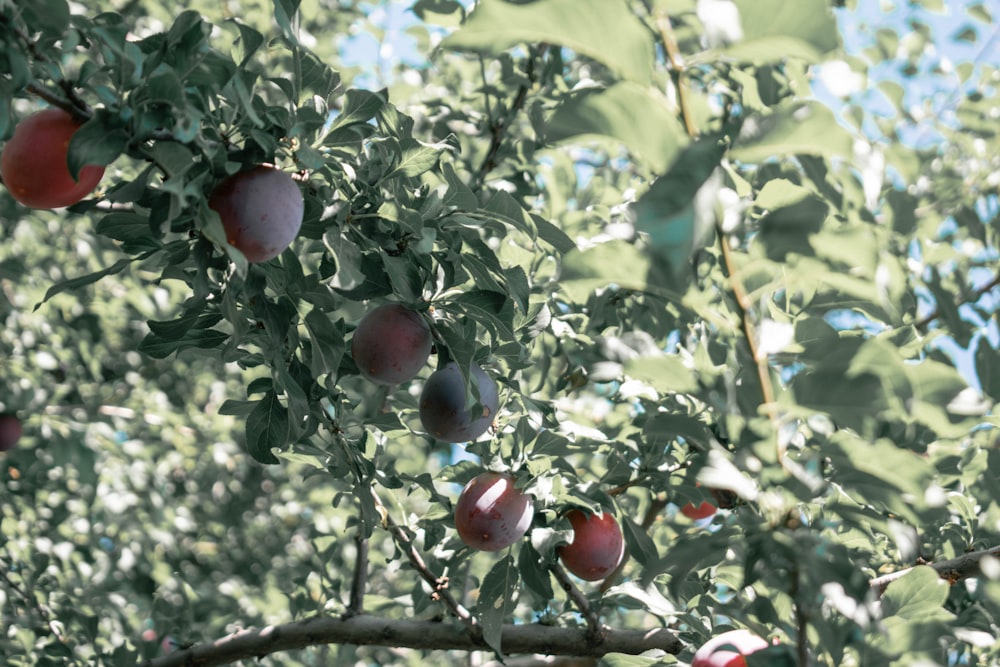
(0, 414, 23, 452)
(419, 362, 498, 443)
(454, 472, 533, 551)
(681, 500, 717, 520)
(557, 508, 625, 581)
(208, 165, 303, 263)
(351, 304, 432, 384)
(692, 629, 769, 667)
(0, 108, 105, 209)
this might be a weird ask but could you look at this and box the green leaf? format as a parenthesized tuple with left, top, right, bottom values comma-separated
(731, 102, 853, 163)
(442, 0, 654, 82)
(547, 82, 687, 173)
(383, 138, 453, 180)
(623, 355, 697, 394)
(273, 0, 303, 44)
(476, 555, 519, 655)
(19, 0, 70, 38)
(703, 0, 839, 64)
(517, 542, 554, 602)
(96, 212, 161, 253)
(304, 310, 346, 378)
(620, 515, 659, 566)
(328, 89, 388, 133)
(35, 255, 147, 309)
(560, 240, 677, 303)
(880, 566, 953, 622)
(245, 392, 290, 464)
(67, 109, 129, 180)
(634, 138, 725, 277)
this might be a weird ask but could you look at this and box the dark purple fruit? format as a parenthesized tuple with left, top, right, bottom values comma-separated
(419, 362, 498, 443)
(351, 304, 432, 384)
(455, 472, 533, 551)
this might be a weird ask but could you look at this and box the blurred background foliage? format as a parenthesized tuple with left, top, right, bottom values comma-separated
(1, 0, 999, 666)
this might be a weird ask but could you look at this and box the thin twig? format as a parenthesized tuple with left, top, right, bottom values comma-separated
(869, 544, 1000, 596)
(915, 272, 1000, 330)
(382, 511, 476, 628)
(474, 45, 547, 188)
(549, 563, 603, 640)
(655, 14, 698, 139)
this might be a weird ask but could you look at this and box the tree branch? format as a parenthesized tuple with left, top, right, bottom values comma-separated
(654, 13, 698, 139)
(141, 615, 682, 667)
(347, 533, 369, 616)
(869, 544, 1000, 596)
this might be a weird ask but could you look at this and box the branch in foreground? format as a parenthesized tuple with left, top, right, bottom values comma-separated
(142, 615, 683, 667)
(869, 544, 1000, 595)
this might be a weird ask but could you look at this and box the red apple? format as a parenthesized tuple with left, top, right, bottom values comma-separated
(0, 414, 23, 452)
(454, 472, 533, 551)
(557, 509, 625, 581)
(692, 629, 769, 667)
(1, 108, 105, 208)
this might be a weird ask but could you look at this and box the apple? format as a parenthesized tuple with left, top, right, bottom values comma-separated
(351, 303, 433, 384)
(692, 629, 769, 667)
(0, 414, 22, 451)
(208, 165, 303, 263)
(1, 108, 105, 209)
(454, 472, 533, 551)
(557, 508, 625, 581)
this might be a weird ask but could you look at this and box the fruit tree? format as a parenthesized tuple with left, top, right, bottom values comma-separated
(2, 0, 1000, 666)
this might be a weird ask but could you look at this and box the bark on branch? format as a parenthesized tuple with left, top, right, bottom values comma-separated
(869, 544, 1000, 595)
(141, 615, 683, 667)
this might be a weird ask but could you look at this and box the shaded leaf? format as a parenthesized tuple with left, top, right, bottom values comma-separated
(442, 0, 654, 82)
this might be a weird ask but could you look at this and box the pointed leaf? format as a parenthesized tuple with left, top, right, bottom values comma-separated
(477, 555, 519, 655)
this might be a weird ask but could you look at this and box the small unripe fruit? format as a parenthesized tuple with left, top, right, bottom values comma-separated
(557, 509, 625, 581)
(455, 472, 533, 551)
(1, 108, 105, 208)
(419, 362, 499, 443)
(692, 629, 769, 667)
(208, 165, 303, 263)
(351, 304, 432, 384)
(0, 414, 22, 452)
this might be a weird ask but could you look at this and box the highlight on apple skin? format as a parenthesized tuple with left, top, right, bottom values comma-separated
(557, 508, 625, 582)
(0, 414, 23, 452)
(351, 304, 433, 385)
(208, 165, 304, 263)
(454, 471, 534, 551)
(0, 108, 105, 209)
(419, 362, 499, 443)
(691, 629, 770, 667)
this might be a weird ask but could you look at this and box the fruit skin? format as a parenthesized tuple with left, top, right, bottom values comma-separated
(208, 165, 304, 263)
(681, 500, 717, 520)
(691, 629, 769, 667)
(454, 472, 533, 551)
(351, 304, 432, 385)
(0, 108, 105, 209)
(0, 414, 23, 452)
(419, 362, 498, 443)
(557, 509, 625, 581)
